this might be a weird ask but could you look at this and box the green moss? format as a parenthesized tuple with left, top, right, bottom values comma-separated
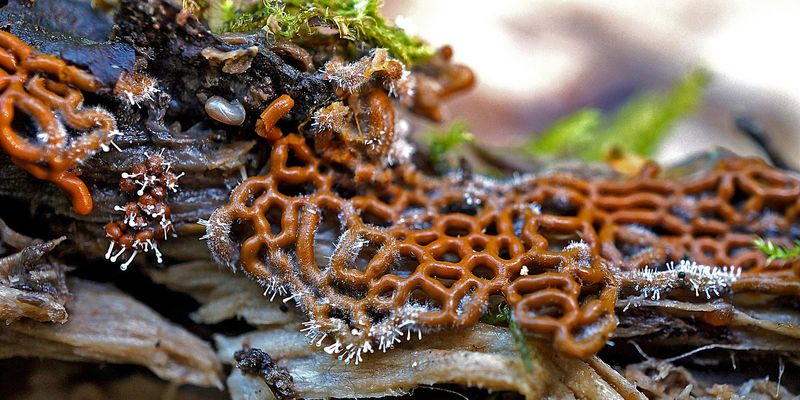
(481, 305, 535, 373)
(480, 304, 510, 325)
(216, 0, 435, 66)
(208, 0, 237, 29)
(507, 307, 535, 373)
(754, 238, 800, 264)
(523, 69, 710, 161)
(424, 120, 474, 172)
(524, 109, 602, 158)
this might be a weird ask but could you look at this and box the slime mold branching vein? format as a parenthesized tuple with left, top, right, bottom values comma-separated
(203, 85, 800, 362)
(0, 31, 119, 215)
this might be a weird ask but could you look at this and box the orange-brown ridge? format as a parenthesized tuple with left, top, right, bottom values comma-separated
(0, 31, 118, 215)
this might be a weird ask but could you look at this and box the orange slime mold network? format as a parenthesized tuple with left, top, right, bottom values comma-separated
(206, 90, 800, 362)
(0, 31, 118, 215)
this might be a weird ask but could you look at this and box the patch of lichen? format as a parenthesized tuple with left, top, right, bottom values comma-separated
(216, 0, 435, 66)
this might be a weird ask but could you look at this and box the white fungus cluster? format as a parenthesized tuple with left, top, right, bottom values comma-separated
(628, 260, 742, 303)
(299, 303, 429, 365)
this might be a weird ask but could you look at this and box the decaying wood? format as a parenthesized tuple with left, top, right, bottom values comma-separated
(0, 223, 70, 324)
(154, 261, 631, 399)
(0, 358, 227, 400)
(148, 261, 295, 327)
(0, 278, 222, 388)
(217, 325, 628, 400)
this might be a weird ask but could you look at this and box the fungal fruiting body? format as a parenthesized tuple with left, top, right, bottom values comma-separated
(204, 88, 800, 362)
(624, 260, 742, 306)
(113, 71, 159, 107)
(0, 31, 118, 215)
(105, 152, 181, 270)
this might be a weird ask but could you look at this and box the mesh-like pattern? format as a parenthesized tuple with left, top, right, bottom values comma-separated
(208, 97, 800, 361)
(0, 31, 118, 215)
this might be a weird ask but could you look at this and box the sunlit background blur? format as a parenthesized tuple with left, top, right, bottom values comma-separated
(384, 0, 800, 168)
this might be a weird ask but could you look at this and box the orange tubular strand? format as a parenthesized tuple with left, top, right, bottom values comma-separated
(0, 31, 30, 60)
(62, 66, 101, 91)
(53, 171, 93, 215)
(10, 158, 90, 214)
(0, 48, 17, 72)
(365, 87, 394, 159)
(0, 96, 50, 162)
(256, 94, 295, 142)
(0, 31, 117, 215)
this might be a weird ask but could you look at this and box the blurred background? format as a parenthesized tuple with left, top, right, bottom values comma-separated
(384, 0, 800, 168)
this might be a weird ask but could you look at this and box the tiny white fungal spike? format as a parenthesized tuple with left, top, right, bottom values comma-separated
(323, 340, 343, 355)
(463, 182, 483, 207)
(323, 48, 404, 94)
(260, 277, 289, 301)
(119, 250, 138, 271)
(100, 130, 123, 152)
(166, 172, 185, 192)
(365, 136, 381, 150)
(295, 302, 432, 364)
(312, 105, 345, 131)
(104, 241, 115, 259)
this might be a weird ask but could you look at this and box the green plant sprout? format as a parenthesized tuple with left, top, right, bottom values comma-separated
(523, 69, 710, 161)
(507, 306, 535, 373)
(754, 237, 800, 264)
(214, 0, 435, 66)
(424, 120, 474, 172)
(480, 304, 510, 325)
(481, 305, 535, 373)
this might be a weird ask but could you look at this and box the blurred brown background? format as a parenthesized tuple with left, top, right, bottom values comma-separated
(385, 0, 800, 168)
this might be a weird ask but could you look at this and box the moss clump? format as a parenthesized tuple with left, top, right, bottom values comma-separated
(523, 69, 710, 161)
(217, 0, 435, 66)
(754, 238, 800, 264)
(424, 119, 473, 171)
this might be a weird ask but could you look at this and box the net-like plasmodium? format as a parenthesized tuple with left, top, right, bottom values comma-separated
(0, 31, 118, 215)
(206, 95, 800, 362)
